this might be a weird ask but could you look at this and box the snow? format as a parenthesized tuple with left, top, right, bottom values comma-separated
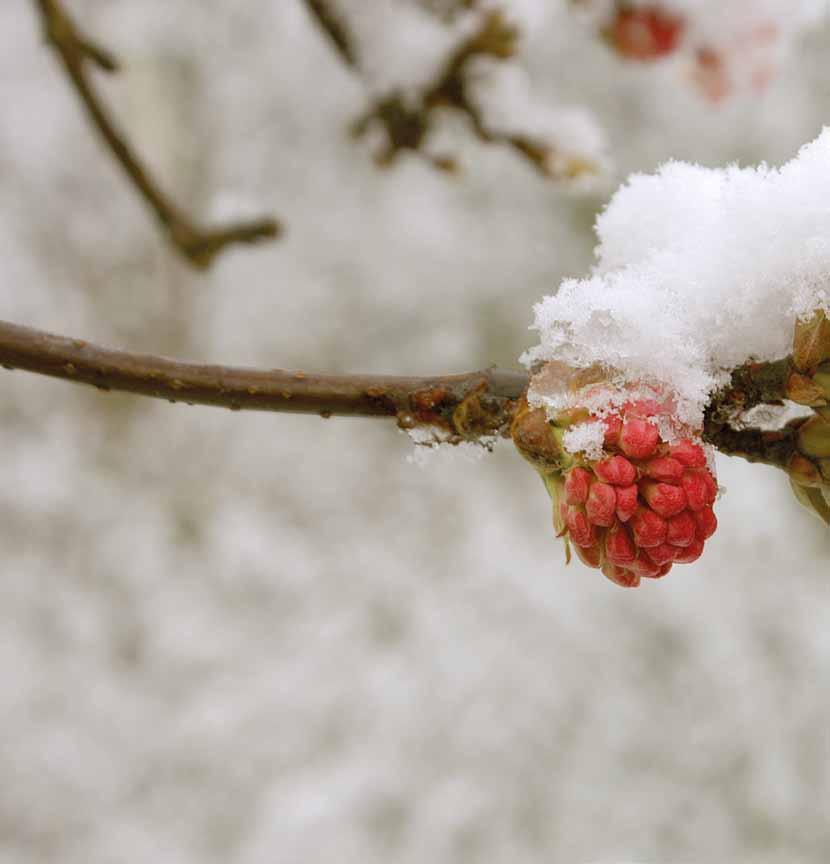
(2, 2, 830, 863)
(524, 129, 830, 433)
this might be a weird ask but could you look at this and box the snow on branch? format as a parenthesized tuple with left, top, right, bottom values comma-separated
(305, 2, 607, 181)
(524, 130, 830, 432)
(33, 0, 280, 269)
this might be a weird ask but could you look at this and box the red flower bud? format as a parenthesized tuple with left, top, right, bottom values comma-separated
(603, 415, 623, 447)
(630, 506, 668, 548)
(641, 480, 688, 518)
(643, 456, 684, 483)
(693, 506, 718, 540)
(645, 543, 679, 566)
(574, 541, 603, 568)
(602, 561, 640, 588)
(615, 484, 639, 522)
(629, 551, 662, 578)
(564, 467, 592, 505)
(566, 507, 596, 547)
(594, 455, 637, 486)
(666, 511, 696, 547)
(673, 538, 704, 564)
(669, 438, 708, 468)
(605, 520, 636, 565)
(620, 418, 660, 460)
(586, 481, 617, 527)
(681, 469, 717, 511)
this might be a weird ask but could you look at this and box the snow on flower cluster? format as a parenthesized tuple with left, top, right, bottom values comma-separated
(523, 128, 830, 437)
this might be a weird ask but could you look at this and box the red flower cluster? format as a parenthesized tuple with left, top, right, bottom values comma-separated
(559, 411, 718, 587)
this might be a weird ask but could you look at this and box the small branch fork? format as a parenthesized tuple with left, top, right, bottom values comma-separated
(304, 2, 592, 179)
(34, 0, 280, 269)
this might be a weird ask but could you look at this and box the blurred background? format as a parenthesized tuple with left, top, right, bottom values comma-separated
(1, 2, 829, 862)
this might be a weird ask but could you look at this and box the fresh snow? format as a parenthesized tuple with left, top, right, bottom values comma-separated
(524, 128, 830, 433)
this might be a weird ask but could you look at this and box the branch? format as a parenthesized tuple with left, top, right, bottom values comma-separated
(34, 0, 281, 269)
(0, 319, 527, 440)
(303, 0, 357, 67)
(702, 356, 797, 469)
(0, 311, 809, 465)
(303, 6, 589, 179)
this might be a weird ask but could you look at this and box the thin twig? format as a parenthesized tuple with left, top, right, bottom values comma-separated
(34, 0, 281, 269)
(0, 319, 528, 441)
(303, 0, 357, 67)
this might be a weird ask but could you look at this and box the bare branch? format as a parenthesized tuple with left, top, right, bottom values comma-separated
(0, 319, 527, 440)
(34, 0, 281, 269)
(0, 311, 807, 466)
(303, 0, 357, 67)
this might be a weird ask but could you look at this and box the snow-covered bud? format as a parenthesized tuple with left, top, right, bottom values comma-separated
(513, 388, 720, 588)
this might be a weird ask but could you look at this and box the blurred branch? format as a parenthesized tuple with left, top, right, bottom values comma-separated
(303, 0, 357, 67)
(352, 11, 560, 176)
(34, 0, 281, 269)
(0, 319, 527, 441)
(305, 6, 587, 178)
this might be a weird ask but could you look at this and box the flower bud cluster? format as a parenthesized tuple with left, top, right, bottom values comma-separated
(557, 410, 718, 588)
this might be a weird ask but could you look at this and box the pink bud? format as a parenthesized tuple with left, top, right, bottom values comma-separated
(620, 418, 660, 460)
(602, 561, 640, 588)
(670, 438, 707, 468)
(586, 481, 617, 527)
(629, 551, 661, 578)
(594, 455, 637, 486)
(615, 484, 639, 522)
(693, 506, 718, 540)
(673, 538, 704, 564)
(603, 415, 623, 448)
(566, 507, 596, 547)
(630, 506, 668, 548)
(666, 511, 696, 547)
(681, 469, 717, 511)
(564, 467, 592, 505)
(645, 543, 679, 566)
(605, 520, 636, 565)
(643, 456, 684, 483)
(574, 542, 602, 568)
(641, 480, 688, 518)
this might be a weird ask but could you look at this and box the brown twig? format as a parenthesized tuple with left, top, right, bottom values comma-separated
(0, 313, 808, 464)
(302, 6, 592, 179)
(34, 0, 281, 269)
(303, 0, 357, 67)
(0, 319, 527, 441)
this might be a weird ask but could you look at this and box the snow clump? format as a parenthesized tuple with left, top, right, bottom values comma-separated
(523, 128, 830, 436)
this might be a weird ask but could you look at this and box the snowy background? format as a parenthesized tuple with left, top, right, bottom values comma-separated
(1, 2, 830, 862)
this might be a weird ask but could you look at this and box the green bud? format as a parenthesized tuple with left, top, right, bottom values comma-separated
(797, 413, 830, 459)
(814, 363, 830, 399)
(793, 310, 830, 373)
(786, 371, 827, 406)
(789, 478, 830, 526)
